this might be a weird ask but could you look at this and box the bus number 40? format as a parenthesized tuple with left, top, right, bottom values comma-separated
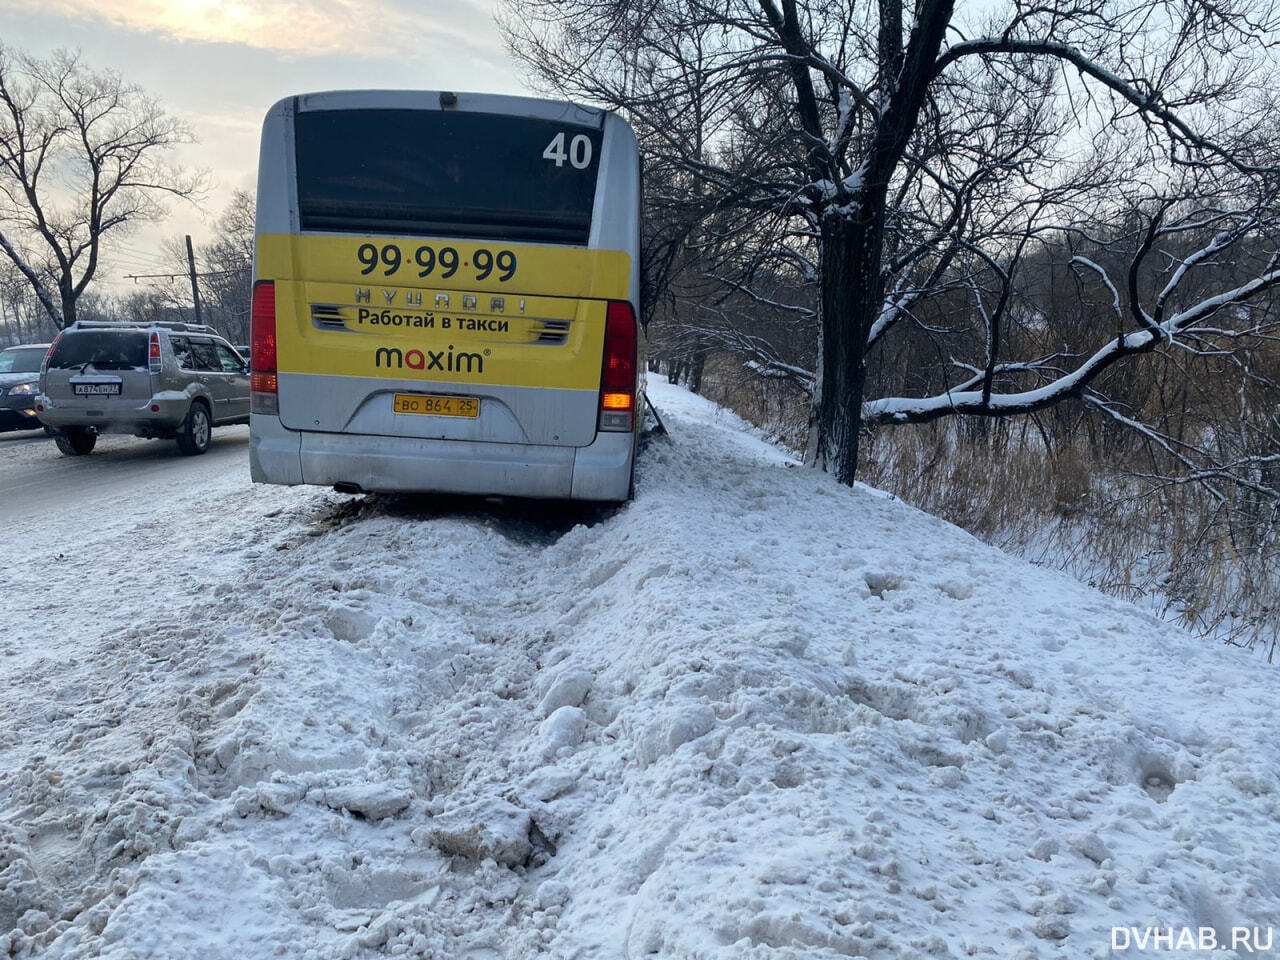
(543, 132, 593, 170)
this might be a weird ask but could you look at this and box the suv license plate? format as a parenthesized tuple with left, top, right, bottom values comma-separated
(392, 393, 479, 418)
(73, 383, 122, 396)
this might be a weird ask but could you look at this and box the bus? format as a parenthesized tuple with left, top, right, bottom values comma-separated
(249, 90, 644, 502)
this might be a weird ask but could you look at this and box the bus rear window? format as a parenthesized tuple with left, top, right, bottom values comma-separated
(295, 109, 602, 245)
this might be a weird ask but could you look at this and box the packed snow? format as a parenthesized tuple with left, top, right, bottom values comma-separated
(1, 377, 1277, 959)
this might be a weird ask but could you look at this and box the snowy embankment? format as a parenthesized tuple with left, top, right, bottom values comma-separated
(2, 378, 1277, 959)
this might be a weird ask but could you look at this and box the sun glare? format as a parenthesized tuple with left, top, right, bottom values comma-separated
(16, 0, 453, 56)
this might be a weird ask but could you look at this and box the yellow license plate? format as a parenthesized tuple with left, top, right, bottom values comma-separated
(392, 393, 480, 418)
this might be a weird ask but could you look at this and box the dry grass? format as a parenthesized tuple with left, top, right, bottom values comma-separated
(862, 422, 1279, 660)
(685, 363, 1279, 660)
(692, 355, 811, 449)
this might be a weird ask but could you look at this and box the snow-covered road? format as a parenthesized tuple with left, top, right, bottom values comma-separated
(0, 426, 272, 676)
(0, 427, 253, 525)
(2, 379, 1277, 959)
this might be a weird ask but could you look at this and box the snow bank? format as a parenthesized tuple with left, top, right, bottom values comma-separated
(1, 379, 1277, 959)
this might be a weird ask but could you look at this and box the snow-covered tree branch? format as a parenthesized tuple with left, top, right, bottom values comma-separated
(501, 0, 1280, 491)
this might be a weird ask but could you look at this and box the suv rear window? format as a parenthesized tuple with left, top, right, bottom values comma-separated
(47, 331, 149, 370)
(295, 109, 602, 244)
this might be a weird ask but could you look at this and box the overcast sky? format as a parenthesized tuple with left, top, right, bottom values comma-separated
(1, 0, 535, 294)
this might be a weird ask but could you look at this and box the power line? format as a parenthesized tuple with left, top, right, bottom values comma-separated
(111, 245, 175, 262)
(121, 269, 239, 282)
(108, 246, 184, 270)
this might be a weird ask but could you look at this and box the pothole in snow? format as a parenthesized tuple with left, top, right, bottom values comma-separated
(842, 677, 918, 722)
(863, 571, 904, 598)
(1141, 761, 1179, 803)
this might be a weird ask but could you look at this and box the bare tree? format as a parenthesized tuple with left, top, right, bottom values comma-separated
(198, 189, 254, 344)
(0, 46, 200, 329)
(502, 0, 1280, 485)
(0, 261, 55, 344)
(150, 189, 255, 340)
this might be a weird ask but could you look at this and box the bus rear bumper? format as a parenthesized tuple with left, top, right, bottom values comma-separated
(250, 414, 633, 501)
(250, 413, 305, 485)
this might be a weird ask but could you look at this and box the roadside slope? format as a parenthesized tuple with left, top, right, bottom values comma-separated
(2, 379, 1276, 959)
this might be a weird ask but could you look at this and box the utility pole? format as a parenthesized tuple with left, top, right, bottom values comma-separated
(185, 235, 202, 326)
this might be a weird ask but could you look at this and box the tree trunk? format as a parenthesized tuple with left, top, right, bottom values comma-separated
(688, 348, 707, 394)
(59, 274, 76, 329)
(801, 0, 952, 483)
(806, 200, 888, 485)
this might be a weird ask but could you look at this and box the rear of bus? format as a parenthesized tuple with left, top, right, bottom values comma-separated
(250, 90, 644, 501)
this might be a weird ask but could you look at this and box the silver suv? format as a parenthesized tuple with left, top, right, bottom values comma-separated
(37, 321, 250, 457)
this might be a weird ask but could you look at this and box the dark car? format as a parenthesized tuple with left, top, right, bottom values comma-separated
(0, 343, 51, 432)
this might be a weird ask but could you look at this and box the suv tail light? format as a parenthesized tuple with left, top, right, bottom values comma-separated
(598, 300, 637, 432)
(42, 333, 60, 373)
(148, 331, 162, 374)
(250, 280, 277, 414)
(35, 333, 60, 411)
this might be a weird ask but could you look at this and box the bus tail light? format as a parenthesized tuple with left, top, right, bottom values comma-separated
(250, 280, 278, 414)
(599, 300, 637, 432)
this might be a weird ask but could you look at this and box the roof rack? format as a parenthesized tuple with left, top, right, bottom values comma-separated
(71, 320, 217, 334)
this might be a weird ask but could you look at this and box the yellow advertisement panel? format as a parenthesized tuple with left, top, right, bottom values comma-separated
(257, 234, 631, 391)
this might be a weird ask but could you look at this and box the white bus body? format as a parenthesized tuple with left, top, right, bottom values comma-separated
(250, 90, 644, 501)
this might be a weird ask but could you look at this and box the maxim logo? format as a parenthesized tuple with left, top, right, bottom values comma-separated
(374, 346, 484, 375)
